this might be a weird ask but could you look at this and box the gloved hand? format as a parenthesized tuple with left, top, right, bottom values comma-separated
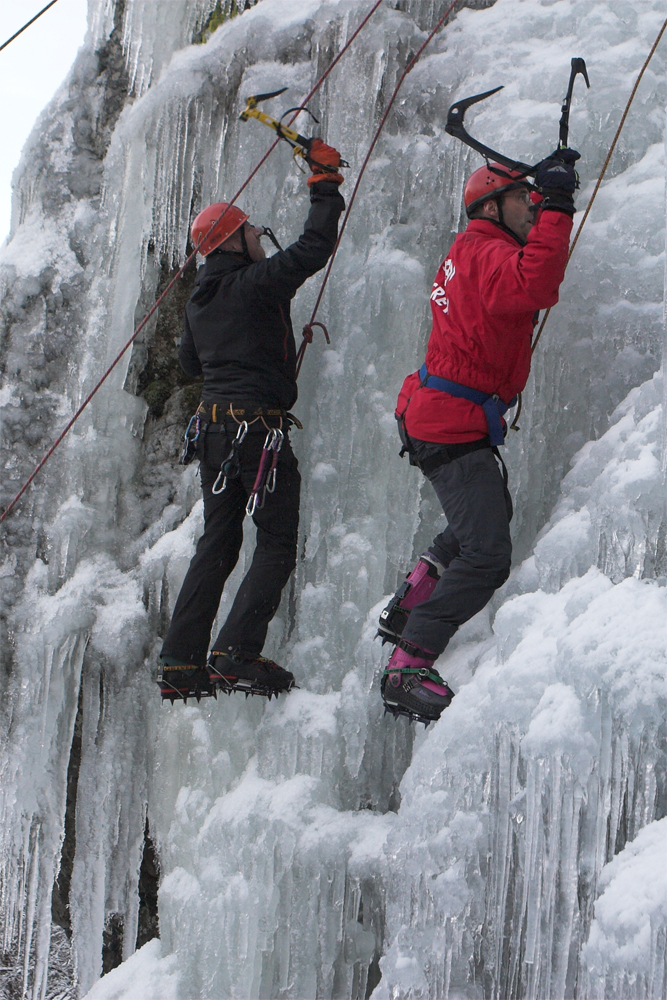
(306, 138, 344, 187)
(534, 147, 581, 215)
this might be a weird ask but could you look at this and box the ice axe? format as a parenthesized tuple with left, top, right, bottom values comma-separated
(445, 57, 590, 176)
(239, 88, 349, 173)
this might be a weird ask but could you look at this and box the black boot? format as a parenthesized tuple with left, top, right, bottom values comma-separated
(208, 651, 296, 699)
(158, 657, 214, 704)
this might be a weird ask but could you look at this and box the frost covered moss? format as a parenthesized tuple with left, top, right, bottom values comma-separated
(192, 0, 259, 45)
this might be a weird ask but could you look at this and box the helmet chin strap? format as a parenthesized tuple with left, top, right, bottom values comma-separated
(239, 224, 253, 262)
(490, 196, 526, 247)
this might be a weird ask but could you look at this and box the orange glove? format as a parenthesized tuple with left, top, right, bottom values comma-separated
(306, 138, 344, 186)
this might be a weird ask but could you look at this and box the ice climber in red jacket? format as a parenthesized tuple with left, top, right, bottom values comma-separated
(378, 149, 579, 724)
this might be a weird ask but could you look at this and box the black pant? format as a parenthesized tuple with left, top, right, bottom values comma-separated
(161, 423, 301, 666)
(401, 446, 513, 656)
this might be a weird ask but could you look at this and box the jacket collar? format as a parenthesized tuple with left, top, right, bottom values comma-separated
(464, 218, 526, 247)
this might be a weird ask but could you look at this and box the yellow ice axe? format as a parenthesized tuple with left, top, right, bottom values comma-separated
(239, 88, 349, 171)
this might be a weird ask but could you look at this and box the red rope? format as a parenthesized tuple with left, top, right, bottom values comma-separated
(295, 0, 459, 378)
(0, 0, 383, 524)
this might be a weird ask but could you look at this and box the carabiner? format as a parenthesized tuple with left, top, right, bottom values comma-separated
(233, 420, 249, 445)
(212, 471, 228, 495)
(212, 420, 248, 495)
(179, 413, 201, 465)
(266, 429, 284, 493)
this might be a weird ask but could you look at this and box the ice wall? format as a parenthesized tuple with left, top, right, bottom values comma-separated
(0, 0, 665, 997)
(377, 373, 667, 999)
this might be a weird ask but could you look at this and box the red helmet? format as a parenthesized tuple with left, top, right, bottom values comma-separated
(464, 163, 533, 218)
(191, 202, 249, 256)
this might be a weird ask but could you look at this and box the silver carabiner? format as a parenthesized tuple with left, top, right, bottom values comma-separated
(262, 427, 278, 450)
(266, 429, 284, 493)
(234, 420, 249, 444)
(246, 491, 259, 517)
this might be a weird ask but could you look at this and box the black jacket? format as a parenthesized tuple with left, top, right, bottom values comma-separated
(178, 182, 345, 410)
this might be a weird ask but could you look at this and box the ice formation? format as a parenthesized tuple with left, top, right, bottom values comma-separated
(0, 0, 665, 998)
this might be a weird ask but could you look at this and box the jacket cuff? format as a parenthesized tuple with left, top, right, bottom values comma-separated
(542, 205, 575, 217)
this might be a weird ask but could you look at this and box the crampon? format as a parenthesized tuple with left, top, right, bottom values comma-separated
(158, 664, 214, 705)
(208, 652, 296, 700)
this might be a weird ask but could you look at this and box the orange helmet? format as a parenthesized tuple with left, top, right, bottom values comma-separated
(191, 202, 249, 256)
(464, 163, 533, 218)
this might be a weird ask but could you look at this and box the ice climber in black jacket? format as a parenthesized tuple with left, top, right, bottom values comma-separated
(158, 140, 345, 703)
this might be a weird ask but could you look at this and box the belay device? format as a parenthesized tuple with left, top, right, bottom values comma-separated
(445, 57, 590, 176)
(239, 87, 349, 174)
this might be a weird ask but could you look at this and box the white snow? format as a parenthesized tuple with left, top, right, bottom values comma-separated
(83, 939, 180, 1000)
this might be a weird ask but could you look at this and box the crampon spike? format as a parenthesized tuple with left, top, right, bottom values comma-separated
(382, 700, 436, 728)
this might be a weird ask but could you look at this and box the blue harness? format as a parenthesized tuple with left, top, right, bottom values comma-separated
(418, 364, 516, 447)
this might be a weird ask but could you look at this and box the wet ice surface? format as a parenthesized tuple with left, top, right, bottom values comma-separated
(0, 0, 666, 997)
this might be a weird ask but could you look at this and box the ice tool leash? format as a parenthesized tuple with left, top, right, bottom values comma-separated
(0, 0, 384, 526)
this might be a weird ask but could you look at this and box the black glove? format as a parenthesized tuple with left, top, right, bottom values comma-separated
(535, 147, 581, 216)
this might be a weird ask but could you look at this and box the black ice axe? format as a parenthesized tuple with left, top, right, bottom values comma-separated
(445, 57, 590, 177)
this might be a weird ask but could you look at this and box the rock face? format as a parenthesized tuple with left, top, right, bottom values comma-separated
(0, 1, 665, 998)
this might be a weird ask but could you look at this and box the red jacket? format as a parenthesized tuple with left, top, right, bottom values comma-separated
(397, 211, 572, 443)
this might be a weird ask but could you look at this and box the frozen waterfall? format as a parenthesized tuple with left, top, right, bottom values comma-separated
(0, 0, 666, 998)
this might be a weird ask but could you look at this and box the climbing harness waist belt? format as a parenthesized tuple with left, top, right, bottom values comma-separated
(418, 364, 516, 447)
(197, 402, 303, 429)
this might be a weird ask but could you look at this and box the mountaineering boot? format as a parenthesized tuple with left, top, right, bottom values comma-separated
(207, 651, 296, 699)
(377, 552, 445, 644)
(158, 657, 213, 705)
(381, 639, 454, 725)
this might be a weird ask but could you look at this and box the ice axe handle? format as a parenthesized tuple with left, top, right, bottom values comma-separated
(559, 57, 590, 148)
